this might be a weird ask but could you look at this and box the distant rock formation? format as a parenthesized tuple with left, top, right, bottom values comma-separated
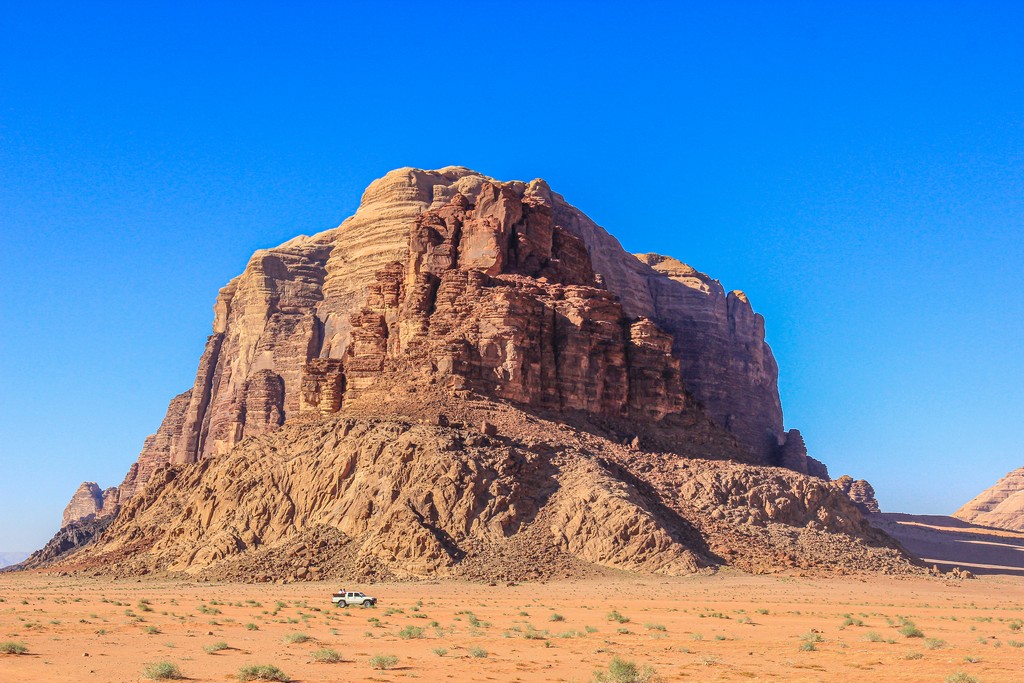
(34, 167, 904, 579)
(834, 475, 881, 513)
(954, 467, 1024, 531)
(62, 482, 118, 527)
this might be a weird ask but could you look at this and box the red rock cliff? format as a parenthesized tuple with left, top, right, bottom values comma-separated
(62, 167, 817, 520)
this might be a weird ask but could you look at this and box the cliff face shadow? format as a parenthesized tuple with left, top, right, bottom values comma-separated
(871, 513, 1024, 576)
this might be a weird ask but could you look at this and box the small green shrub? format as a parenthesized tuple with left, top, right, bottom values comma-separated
(283, 633, 309, 644)
(312, 648, 343, 663)
(0, 642, 28, 655)
(550, 613, 565, 622)
(899, 623, 924, 638)
(592, 655, 659, 682)
(369, 654, 399, 670)
(469, 646, 488, 658)
(144, 626, 160, 635)
(238, 664, 290, 681)
(397, 625, 424, 639)
(432, 647, 448, 656)
(944, 673, 979, 683)
(925, 638, 946, 650)
(141, 661, 184, 680)
(606, 610, 630, 624)
(204, 642, 229, 654)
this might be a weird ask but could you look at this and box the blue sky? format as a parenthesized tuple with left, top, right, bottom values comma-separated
(1, 1, 1022, 552)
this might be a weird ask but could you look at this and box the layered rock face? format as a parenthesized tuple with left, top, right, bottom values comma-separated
(39, 166, 867, 578)
(45, 399, 910, 581)
(86, 168, 814, 509)
(954, 467, 1024, 531)
(61, 482, 118, 527)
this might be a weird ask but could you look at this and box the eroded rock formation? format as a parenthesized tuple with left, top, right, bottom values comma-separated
(954, 467, 1024, 531)
(39, 167, 893, 578)
(61, 482, 118, 527)
(834, 475, 881, 514)
(46, 396, 909, 581)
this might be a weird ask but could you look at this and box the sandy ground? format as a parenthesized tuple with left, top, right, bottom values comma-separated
(1, 572, 1023, 682)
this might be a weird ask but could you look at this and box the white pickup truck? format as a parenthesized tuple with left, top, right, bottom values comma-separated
(332, 589, 377, 607)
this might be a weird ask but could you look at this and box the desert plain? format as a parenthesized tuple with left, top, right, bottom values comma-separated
(2, 570, 1023, 682)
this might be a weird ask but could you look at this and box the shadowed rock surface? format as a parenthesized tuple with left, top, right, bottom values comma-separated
(871, 513, 1024, 576)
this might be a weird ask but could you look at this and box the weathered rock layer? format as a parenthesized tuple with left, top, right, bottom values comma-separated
(954, 467, 1024, 531)
(46, 397, 910, 580)
(44, 166, 899, 577)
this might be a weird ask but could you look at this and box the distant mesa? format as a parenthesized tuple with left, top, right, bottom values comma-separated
(25, 167, 912, 580)
(953, 466, 1024, 532)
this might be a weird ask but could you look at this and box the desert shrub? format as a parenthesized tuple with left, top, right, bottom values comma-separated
(238, 664, 290, 681)
(469, 646, 488, 658)
(606, 610, 630, 624)
(644, 623, 666, 631)
(592, 656, 659, 683)
(925, 638, 946, 650)
(283, 633, 309, 644)
(312, 648, 343, 663)
(144, 626, 160, 635)
(899, 623, 924, 638)
(245, 623, 259, 631)
(944, 673, 979, 683)
(550, 613, 565, 622)
(0, 641, 28, 655)
(204, 641, 229, 654)
(369, 654, 399, 670)
(397, 625, 424, 639)
(865, 631, 884, 642)
(142, 661, 184, 680)
(432, 647, 448, 656)
(904, 651, 923, 660)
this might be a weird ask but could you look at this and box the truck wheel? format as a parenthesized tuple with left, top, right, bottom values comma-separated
(363, 599, 372, 607)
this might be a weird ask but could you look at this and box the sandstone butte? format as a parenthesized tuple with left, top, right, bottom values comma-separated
(25, 166, 909, 581)
(954, 466, 1024, 532)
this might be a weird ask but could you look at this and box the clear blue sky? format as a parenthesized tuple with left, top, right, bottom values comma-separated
(1, 1, 1022, 552)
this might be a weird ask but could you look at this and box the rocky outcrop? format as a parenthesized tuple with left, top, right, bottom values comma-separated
(61, 482, 118, 527)
(17, 515, 114, 570)
(954, 467, 1024, 531)
(834, 475, 881, 514)
(41, 166, 853, 578)
(124, 167, 804, 478)
(118, 390, 192, 501)
(42, 397, 911, 581)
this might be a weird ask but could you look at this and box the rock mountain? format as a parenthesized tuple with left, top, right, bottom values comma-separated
(28, 167, 907, 579)
(954, 467, 1024, 532)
